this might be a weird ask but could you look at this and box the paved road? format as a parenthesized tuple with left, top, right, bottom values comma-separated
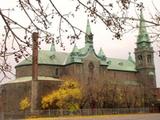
(103, 113, 160, 120)
(51, 113, 160, 120)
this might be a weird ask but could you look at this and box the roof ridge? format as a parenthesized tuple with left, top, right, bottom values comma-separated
(107, 57, 128, 61)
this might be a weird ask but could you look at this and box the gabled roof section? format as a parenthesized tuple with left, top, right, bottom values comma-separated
(16, 50, 69, 67)
(107, 58, 136, 72)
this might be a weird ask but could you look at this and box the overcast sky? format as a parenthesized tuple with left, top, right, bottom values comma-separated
(1, 0, 160, 86)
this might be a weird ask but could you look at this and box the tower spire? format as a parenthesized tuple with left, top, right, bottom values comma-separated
(134, 9, 156, 88)
(86, 19, 92, 35)
(85, 19, 93, 44)
(137, 10, 150, 48)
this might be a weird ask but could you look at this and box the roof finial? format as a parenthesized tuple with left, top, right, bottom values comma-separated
(98, 48, 106, 60)
(128, 52, 134, 63)
(72, 44, 79, 54)
(50, 40, 56, 51)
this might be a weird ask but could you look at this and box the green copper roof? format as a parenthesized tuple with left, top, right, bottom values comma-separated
(107, 58, 136, 72)
(137, 10, 150, 47)
(16, 49, 136, 72)
(98, 48, 106, 58)
(16, 50, 69, 67)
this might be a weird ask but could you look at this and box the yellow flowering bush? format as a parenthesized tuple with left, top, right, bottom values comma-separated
(41, 80, 82, 110)
(19, 97, 30, 111)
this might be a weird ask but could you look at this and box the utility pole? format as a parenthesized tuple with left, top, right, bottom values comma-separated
(31, 32, 39, 114)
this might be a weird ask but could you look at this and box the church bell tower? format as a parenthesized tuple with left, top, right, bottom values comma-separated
(135, 10, 156, 88)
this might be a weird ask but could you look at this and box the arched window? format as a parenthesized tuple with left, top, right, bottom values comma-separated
(138, 55, 143, 64)
(138, 55, 143, 61)
(147, 55, 152, 63)
(87, 62, 95, 85)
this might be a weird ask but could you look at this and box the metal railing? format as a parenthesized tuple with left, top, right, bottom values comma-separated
(1, 107, 159, 119)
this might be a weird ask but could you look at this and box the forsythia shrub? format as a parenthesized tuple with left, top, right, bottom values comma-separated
(41, 80, 82, 110)
(19, 97, 30, 111)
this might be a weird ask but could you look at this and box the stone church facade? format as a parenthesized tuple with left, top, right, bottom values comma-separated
(0, 12, 157, 113)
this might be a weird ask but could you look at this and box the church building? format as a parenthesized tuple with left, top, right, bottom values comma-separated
(0, 11, 157, 113)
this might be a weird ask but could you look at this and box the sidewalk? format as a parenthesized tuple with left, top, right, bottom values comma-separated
(26, 113, 160, 120)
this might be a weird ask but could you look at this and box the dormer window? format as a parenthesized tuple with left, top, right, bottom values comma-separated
(50, 54, 55, 60)
(118, 62, 123, 66)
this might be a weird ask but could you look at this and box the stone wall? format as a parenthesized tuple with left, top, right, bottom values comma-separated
(16, 65, 59, 78)
(16, 63, 138, 87)
(1, 80, 61, 113)
(2, 81, 31, 112)
(105, 70, 138, 84)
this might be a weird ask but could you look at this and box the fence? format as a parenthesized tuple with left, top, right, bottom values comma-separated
(2, 107, 159, 119)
